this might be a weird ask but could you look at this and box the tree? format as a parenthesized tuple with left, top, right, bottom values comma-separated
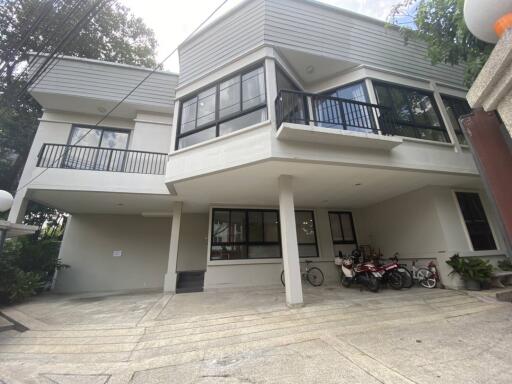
(389, 0, 495, 87)
(0, 0, 158, 193)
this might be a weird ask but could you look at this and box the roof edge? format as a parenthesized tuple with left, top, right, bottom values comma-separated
(28, 52, 180, 77)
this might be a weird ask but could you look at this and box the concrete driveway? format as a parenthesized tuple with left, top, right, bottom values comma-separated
(0, 286, 511, 383)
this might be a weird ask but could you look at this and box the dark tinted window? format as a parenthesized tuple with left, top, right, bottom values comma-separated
(442, 95, 472, 145)
(456, 192, 496, 251)
(374, 82, 449, 142)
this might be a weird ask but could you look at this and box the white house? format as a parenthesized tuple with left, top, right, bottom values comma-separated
(9, 0, 507, 306)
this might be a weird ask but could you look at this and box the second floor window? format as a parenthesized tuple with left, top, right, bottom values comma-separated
(65, 126, 130, 171)
(373, 81, 449, 142)
(177, 65, 267, 149)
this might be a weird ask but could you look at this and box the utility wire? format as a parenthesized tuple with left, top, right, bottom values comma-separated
(16, 0, 229, 193)
(0, 0, 55, 79)
(18, 0, 112, 97)
(0, 0, 105, 122)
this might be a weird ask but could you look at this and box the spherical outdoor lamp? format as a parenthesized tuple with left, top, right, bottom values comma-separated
(0, 190, 14, 213)
(464, 0, 512, 43)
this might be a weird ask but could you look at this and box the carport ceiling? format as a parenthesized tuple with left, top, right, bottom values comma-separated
(173, 160, 482, 209)
(29, 190, 176, 215)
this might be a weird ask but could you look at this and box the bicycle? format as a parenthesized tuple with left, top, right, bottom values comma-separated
(411, 260, 438, 289)
(391, 253, 437, 289)
(281, 260, 324, 287)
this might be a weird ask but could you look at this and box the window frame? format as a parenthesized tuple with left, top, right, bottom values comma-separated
(64, 124, 131, 171)
(295, 210, 320, 258)
(454, 191, 497, 251)
(321, 80, 370, 102)
(67, 124, 131, 149)
(210, 208, 282, 261)
(328, 211, 358, 245)
(441, 94, 472, 145)
(372, 80, 450, 142)
(176, 63, 268, 150)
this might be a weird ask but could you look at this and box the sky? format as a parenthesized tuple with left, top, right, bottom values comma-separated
(121, 0, 400, 72)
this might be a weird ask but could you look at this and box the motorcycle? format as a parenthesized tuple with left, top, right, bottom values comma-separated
(339, 251, 382, 292)
(376, 260, 403, 290)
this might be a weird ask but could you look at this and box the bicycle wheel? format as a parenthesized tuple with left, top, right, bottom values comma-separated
(307, 267, 324, 286)
(388, 270, 403, 290)
(400, 267, 413, 288)
(281, 270, 285, 287)
(417, 268, 436, 289)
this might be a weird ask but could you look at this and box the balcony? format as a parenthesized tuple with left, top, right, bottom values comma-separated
(37, 143, 168, 175)
(275, 90, 403, 150)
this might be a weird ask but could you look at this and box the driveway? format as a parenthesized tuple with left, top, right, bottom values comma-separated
(0, 286, 511, 383)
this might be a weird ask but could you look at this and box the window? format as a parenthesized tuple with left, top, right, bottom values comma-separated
(295, 211, 319, 258)
(211, 209, 280, 260)
(455, 192, 496, 251)
(329, 212, 357, 256)
(177, 65, 267, 149)
(373, 82, 449, 142)
(314, 81, 374, 132)
(442, 95, 472, 145)
(329, 81, 368, 102)
(276, 66, 300, 93)
(65, 126, 130, 171)
(210, 208, 319, 260)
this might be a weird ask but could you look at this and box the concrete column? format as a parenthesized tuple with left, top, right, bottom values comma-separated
(265, 58, 278, 130)
(7, 190, 29, 224)
(163, 202, 182, 292)
(278, 175, 303, 307)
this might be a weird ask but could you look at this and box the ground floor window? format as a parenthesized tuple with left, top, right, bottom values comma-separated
(210, 208, 319, 260)
(295, 210, 319, 258)
(328, 211, 357, 255)
(455, 192, 497, 251)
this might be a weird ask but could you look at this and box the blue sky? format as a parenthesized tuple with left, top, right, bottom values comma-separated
(121, 0, 402, 72)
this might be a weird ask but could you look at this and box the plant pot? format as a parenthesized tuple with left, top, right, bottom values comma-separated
(480, 280, 492, 290)
(464, 279, 481, 291)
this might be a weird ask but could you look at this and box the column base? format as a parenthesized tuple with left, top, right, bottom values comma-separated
(286, 301, 304, 308)
(163, 272, 177, 293)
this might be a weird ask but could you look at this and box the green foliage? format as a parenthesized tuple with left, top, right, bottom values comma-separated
(0, 0, 158, 193)
(389, 0, 495, 87)
(0, 237, 68, 304)
(446, 254, 494, 282)
(498, 259, 512, 271)
(23, 201, 67, 240)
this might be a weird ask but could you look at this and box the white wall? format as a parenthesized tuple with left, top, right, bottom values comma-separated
(55, 214, 171, 292)
(355, 186, 506, 289)
(176, 213, 209, 272)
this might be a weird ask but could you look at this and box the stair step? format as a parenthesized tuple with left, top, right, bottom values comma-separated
(176, 271, 205, 294)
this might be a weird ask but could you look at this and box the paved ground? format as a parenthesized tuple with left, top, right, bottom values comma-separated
(0, 285, 511, 383)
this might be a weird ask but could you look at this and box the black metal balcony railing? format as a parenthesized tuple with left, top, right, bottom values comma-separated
(275, 90, 396, 135)
(37, 143, 167, 175)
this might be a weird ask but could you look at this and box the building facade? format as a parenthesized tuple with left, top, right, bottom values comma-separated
(9, 0, 508, 306)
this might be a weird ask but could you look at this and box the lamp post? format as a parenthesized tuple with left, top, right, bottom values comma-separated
(0, 190, 14, 254)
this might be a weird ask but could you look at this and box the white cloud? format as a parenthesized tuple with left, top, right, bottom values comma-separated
(121, 0, 399, 72)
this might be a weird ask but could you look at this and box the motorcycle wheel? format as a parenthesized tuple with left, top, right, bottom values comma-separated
(367, 275, 380, 292)
(388, 270, 403, 290)
(307, 267, 324, 286)
(341, 276, 351, 288)
(400, 267, 413, 289)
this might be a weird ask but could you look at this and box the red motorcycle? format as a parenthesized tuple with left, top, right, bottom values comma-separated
(376, 259, 404, 290)
(339, 251, 382, 292)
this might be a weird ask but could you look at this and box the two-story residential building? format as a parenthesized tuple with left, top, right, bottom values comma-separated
(9, 0, 507, 306)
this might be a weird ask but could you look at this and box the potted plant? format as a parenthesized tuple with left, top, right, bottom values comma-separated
(446, 254, 493, 291)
